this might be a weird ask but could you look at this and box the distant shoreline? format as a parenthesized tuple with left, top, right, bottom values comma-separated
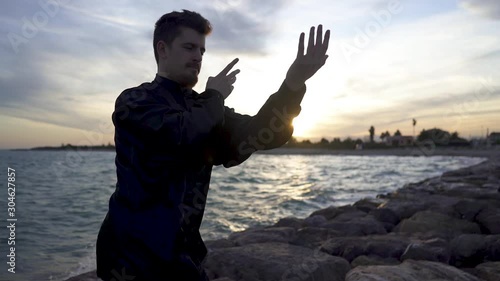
(255, 146, 500, 160)
(8, 145, 115, 152)
(7, 145, 500, 160)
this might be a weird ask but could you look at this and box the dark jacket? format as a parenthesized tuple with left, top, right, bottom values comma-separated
(96, 74, 306, 281)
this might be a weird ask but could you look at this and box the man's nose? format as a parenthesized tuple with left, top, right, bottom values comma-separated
(193, 49, 203, 62)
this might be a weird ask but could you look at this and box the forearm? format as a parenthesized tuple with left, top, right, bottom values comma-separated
(214, 80, 306, 167)
(243, 80, 306, 147)
(284, 77, 306, 92)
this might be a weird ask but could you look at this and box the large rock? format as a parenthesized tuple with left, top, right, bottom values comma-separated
(345, 259, 483, 281)
(308, 205, 344, 220)
(321, 216, 387, 236)
(273, 216, 304, 229)
(320, 234, 412, 262)
(332, 209, 368, 222)
(395, 210, 481, 236)
(377, 193, 461, 220)
(476, 207, 500, 234)
(368, 208, 400, 232)
(450, 234, 486, 268)
(450, 234, 500, 267)
(474, 262, 500, 281)
(353, 198, 385, 212)
(309, 205, 365, 221)
(228, 226, 296, 246)
(350, 255, 400, 268)
(302, 215, 328, 227)
(290, 227, 343, 249)
(369, 208, 400, 225)
(204, 242, 350, 281)
(401, 238, 451, 263)
(205, 238, 236, 250)
(486, 235, 500, 261)
(452, 199, 488, 221)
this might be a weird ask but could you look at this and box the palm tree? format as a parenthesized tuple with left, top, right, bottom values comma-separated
(380, 131, 391, 141)
(412, 119, 417, 138)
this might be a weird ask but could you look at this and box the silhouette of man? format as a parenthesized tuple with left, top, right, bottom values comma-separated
(96, 9, 329, 281)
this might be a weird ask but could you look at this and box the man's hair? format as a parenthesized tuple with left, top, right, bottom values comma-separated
(153, 10, 212, 64)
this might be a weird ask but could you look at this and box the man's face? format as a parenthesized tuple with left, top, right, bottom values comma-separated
(161, 27, 206, 88)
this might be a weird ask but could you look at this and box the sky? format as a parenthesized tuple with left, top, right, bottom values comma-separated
(1, 0, 499, 149)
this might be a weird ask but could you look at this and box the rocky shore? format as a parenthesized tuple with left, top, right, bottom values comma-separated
(66, 152, 500, 281)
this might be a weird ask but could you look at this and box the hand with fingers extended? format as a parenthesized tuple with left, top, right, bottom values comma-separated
(285, 25, 330, 91)
(206, 58, 240, 99)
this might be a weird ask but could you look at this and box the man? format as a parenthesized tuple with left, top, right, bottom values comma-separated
(96, 9, 329, 281)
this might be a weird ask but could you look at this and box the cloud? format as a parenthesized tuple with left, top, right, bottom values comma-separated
(0, 0, 293, 135)
(200, 0, 291, 54)
(0, 1, 155, 132)
(460, 0, 500, 19)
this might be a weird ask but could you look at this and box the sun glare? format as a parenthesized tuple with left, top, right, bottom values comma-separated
(292, 116, 314, 138)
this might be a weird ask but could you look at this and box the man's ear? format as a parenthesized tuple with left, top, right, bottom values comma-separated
(157, 40, 169, 60)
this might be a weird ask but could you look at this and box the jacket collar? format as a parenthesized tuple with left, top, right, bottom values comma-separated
(154, 74, 193, 96)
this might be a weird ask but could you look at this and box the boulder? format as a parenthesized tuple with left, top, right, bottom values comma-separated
(345, 259, 483, 281)
(395, 210, 481, 236)
(369, 208, 400, 225)
(273, 216, 304, 229)
(353, 198, 385, 212)
(308, 205, 344, 220)
(476, 207, 500, 234)
(290, 227, 343, 249)
(228, 226, 296, 246)
(401, 238, 451, 263)
(302, 215, 327, 227)
(453, 199, 488, 221)
(450, 234, 481, 267)
(205, 238, 236, 250)
(485, 235, 500, 261)
(331, 209, 367, 222)
(377, 197, 435, 220)
(321, 216, 387, 236)
(350, 255, 400, 268)
(474, 262, 500, 281)
(320, 234, 412, 262)
(309, 205, 363, 220)
(204, 242, 350, 281)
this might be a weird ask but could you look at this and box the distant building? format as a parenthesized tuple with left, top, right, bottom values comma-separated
(385, 135, 414, 146)
(489, 132, 500, 144)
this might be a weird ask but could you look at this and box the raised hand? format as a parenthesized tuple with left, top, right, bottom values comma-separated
(206, 58, 240, 99)
(285, 25, 330, 91)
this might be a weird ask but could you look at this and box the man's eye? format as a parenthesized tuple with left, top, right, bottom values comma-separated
(184, 46, 193, 50)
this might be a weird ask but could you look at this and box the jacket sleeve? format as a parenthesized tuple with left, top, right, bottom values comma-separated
(112, 87, 225, 150)
(212, 81, 306, 167)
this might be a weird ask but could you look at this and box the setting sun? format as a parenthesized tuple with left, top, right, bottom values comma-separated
(292, 115, 315, 138)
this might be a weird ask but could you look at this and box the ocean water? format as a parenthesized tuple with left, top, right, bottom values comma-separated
(0, 150, 485, 281)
